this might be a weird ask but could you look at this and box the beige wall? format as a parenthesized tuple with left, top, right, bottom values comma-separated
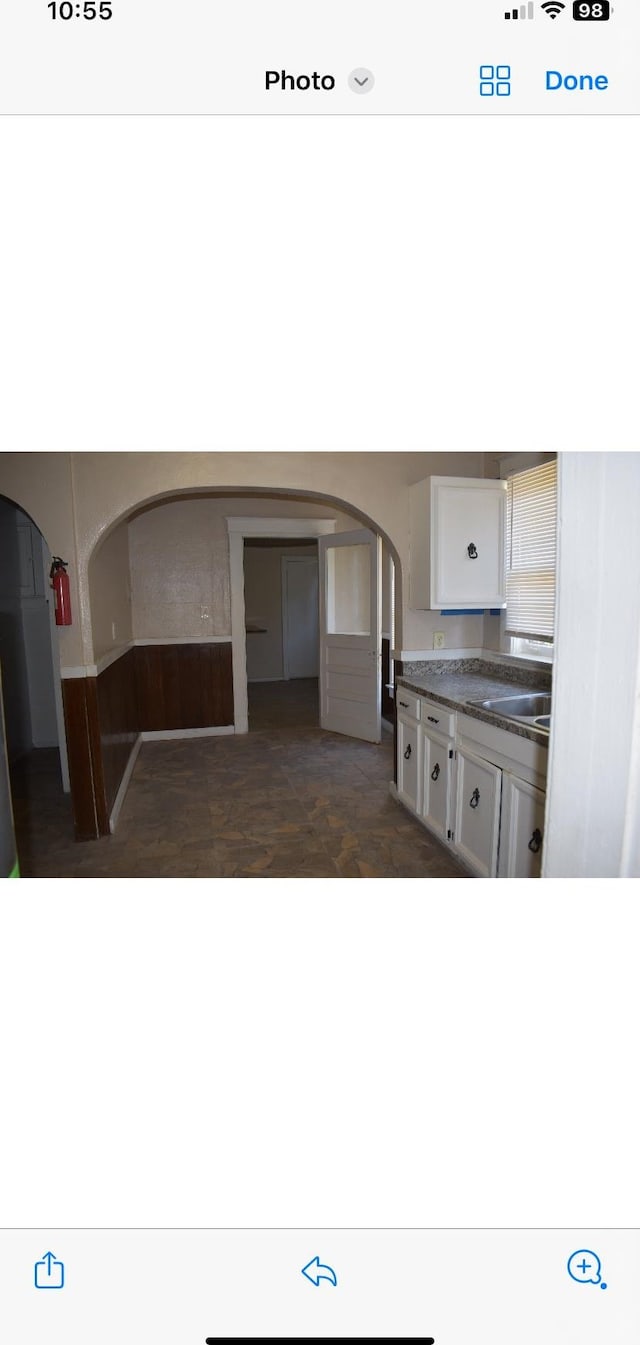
(88, 519, 133, 662)
(128, 495, 358, 644)
(0, 450, 498, 664)
(129, 499, 231, 640)
(0, 452, 82, 665)
(73, 451, 489, 660)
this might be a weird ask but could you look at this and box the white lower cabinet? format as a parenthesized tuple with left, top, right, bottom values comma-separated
(420, 727, 454, 844)
(498, 773, 546, 878)
(396, 694, 548, 878)
(397, 712, 421, 814)
(453, 746, 502, 878)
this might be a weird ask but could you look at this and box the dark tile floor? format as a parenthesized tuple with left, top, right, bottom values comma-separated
(11, 680, 469, 880)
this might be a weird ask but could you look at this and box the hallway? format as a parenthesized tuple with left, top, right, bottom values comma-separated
(12, 681, 469, 879)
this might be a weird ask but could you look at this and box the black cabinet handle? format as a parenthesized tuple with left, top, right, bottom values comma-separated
(528, 827, 542, 854)
(426, 715, 439, 724)
(404, 745, 412, 760)
(467, 542, 478, 559)
(399, 700, 409, 708)
(431, 762, 440, 781)
(469, 787, 480, 809)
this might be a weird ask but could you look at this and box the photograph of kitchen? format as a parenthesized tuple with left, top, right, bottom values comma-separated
(1, 450, 638, 879)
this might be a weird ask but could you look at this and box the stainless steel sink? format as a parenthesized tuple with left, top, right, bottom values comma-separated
(468, 692, 551, 716)
(466, 691, 552, 729)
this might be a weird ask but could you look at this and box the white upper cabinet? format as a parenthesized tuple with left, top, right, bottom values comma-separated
(409, 476, 507, 611)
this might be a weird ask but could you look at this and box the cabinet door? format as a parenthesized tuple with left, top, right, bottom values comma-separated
(421, 727, 453, 843)
(454, 747, 502, 877)
(397, 714, 421, 814)
(498, 774, 546, 878)
(432, 479, 506, 609)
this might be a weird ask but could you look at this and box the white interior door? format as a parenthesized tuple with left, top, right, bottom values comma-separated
(319, 529, 382, 743)
(282, 556, 319, 679)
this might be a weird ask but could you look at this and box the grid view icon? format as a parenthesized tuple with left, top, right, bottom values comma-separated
(479, 65, 512, 95)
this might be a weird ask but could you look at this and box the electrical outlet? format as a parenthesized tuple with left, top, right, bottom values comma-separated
(200, 605, 210, 621)
(433, 631, 445, 650)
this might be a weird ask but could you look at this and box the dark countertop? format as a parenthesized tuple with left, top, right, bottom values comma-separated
(397, 667, 550, 747)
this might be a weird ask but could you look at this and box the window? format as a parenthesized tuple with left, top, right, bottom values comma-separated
(504, 459, 557, 658)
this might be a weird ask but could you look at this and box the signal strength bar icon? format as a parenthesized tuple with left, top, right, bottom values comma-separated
(505, 3, 534, 17)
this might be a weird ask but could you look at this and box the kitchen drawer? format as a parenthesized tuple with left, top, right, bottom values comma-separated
(418, 697, 455, 738)
(395, 689, 422, 721)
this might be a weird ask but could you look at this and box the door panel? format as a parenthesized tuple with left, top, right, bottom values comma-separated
(319, 529, 382, 742)
(421, 727, 452, 843)
(433, 482, 506, 608)
(498, 774, 546, 878)
(397, 715, 421, 813)
(454, 747, 502, 877)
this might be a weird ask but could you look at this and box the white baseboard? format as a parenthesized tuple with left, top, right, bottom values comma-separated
(140, 726, 235, 742)
(109, 735, 142, 833)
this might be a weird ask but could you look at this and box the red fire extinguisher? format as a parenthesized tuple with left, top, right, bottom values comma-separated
(50, 557, 72, 626)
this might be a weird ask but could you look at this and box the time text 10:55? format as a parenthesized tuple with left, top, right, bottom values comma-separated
(48, 2, 113, 19)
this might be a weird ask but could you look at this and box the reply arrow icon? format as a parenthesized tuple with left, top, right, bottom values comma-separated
(301, 1255, 338, 1287)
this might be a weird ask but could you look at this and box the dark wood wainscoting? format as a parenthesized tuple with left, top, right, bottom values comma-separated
(135, 643, 234, 732)
(62, 642, 234, 840)
(96, 647, 138, 825)
(61, 677, 103, 841)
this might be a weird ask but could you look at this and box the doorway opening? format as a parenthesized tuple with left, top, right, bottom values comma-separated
(231, 516, 389, 744)
(244, 537, 320, 732)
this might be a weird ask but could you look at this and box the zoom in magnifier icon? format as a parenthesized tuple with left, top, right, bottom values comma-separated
(567, 1249, 607, 1289)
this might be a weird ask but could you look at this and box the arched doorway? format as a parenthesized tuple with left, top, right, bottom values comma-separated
(79, 488, 401, 844)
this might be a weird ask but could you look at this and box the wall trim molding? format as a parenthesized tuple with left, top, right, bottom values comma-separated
(94, 642, 134, 677)
(62, 636, 234, 680)
(134, 635, 231, 646)
(109, 735, 142, 833)
(140, 726, 235, 742)
(71, 640, 539, 680)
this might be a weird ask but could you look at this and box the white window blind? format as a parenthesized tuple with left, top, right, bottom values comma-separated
(505, 459, 557, 642)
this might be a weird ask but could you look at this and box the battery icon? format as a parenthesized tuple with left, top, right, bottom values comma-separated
(573, 2, 611, 18)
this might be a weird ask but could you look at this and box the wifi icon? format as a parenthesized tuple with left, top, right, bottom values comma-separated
(541, 1, 566, 16)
